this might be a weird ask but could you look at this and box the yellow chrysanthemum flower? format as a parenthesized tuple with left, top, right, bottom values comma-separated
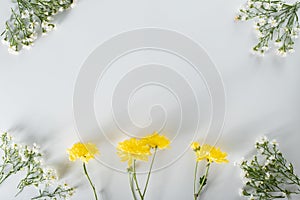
(194, 143, 228, 164)
(141, 132, 171, 149)
(67, 142, 99, 163)
(117, 138, 151, 166)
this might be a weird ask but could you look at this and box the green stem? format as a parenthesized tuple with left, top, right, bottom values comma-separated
(193, 161, 199, 200)
(129, 172, 138, 200)
(142, 147, 157, 197)
(195, 162, 211, 200)
(0, 29, 5, 36)
(0, 171, 13, 184)
(132, 160, 143, 199)
(83, 163, 98, 200)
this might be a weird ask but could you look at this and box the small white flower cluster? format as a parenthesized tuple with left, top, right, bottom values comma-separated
(32, 182, 75, 200)
(237, 136, 300, 199)
(236, 0, 300, 56)
(1, 0, 74, 54)
(0, 132, 75, 199)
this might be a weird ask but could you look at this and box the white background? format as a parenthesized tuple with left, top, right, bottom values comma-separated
(1, 0, 300, 199)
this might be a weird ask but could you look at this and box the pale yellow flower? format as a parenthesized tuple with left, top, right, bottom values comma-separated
(67, 142, 99, 163)
(141, 132, 170, 149)
(193, 143, 228, 164)
(117, 138, 151, 166)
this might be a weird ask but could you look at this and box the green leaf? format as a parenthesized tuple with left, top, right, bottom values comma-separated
(199, 175, 207, 187)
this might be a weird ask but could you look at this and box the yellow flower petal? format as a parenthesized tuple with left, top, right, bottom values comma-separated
(141, 131, 171, 149)
(191, 142, 200, 151)
(195, 144, 213, 162)
(192, 142, 228, 164)
(67, 142, 99, 163)
(117, 138, 151, 166)
(208, 147, 229, 164)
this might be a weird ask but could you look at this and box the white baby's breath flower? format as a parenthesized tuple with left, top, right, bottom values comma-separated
(256, 136, 268, 145)
(263, 3, 270, 9)
(234, 157, 245, 167)
(240, 170, 248, 179)
(21, 10, 30, 19)
(254, 2, 262, 8)
(242, 178, 249, 184)
(1, 38, 10, 46)
(233, 161, 239, 166)
(256, 30, 265, 38)
(288, 48, 295, 53)
(264, 159, 271, 167)
(294, 26, 300, 32)
(23, 45, 32, 50)
(262, 46, 269, 51)
(276, 3, 283, 11)
(247, 0, 254, 7)
(269, 155, 275, 161)
(32, 143, 40, 152)
(239, 188, 244, 196)
(8, 47, 19, 55)
(275, 40, 283, 47)
(33, 155, 41, 163)
(20, 153, 27, 162)
(258, 18, 266, 26)
(265, 172, 270, 179)
(276, 49, 287, 57)
(249, 194, 255, 200)
(271, 139, 278, 146)
(29, 33, 38, 40)
(254, 181, 262, 187)
(268, 17, 278, 27)
(291, 29, 299, 38)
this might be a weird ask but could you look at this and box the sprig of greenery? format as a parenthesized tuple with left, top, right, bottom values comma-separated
(235, 0, 300, 56)
(32, 183, 75, 200)
(0, 132, 75, 199)
(193, 162, 210, 200)
(1, 0, 74, 54)
(238, 136, 300, 199)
